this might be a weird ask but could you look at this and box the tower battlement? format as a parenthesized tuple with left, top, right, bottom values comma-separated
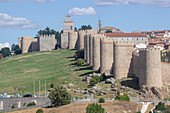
(39, 35, 55, 38)
(114, 41, 134, 45)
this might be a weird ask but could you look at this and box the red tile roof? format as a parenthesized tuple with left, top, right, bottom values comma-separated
(103, 33, 146, 37)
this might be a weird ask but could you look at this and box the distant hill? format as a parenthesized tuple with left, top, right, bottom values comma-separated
(0, 49, 93, 95)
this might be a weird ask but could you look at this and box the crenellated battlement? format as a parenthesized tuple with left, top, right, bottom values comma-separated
(139, 47, 160, 51)
(39, 34, 55, 38)
(114, 41, 134, 45)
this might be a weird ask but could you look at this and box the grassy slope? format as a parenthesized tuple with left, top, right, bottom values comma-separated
(0, 49, 94, 95)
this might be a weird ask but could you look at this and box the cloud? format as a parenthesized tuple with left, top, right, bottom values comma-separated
(0, 0, 56, 2)
(94, 0, 170, 8)
(0, 13, 37, 29)
(0, 42, 10, 50)
(68, 7, 96, 16)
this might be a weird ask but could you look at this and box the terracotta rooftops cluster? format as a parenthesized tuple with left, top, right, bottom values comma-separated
(102, 33, 146, 37)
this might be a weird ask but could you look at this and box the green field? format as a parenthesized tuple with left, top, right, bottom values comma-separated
(0, 49, 94, 95)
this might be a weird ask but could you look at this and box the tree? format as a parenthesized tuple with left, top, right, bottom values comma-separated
(0, 47, 10, 57)
(48, 86, 71, 107)
(79, 25, 92, 30)
(11, 44, 21, 55)
(105, 30, 112, 33)
(11, 43, 15, 51)
(74, 27, 78, 32)
(154, 102, 168, 111)
(99, 98, 105, 103)
(36, 27, 61, 41)
(86, 103, 104, 113)
(50, 83, 54, 88)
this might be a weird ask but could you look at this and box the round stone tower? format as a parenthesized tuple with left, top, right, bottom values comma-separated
(100, 38, 114, 75)
(139, 48, 162, 88)
(114, 41, 134, 80)
(84, 34, 87, 61)
(68, 32, 78, 49)
(89, 35, 93, 66)
(92, 35, 101, 71)
(78, 30, 86, 50)
(86, 34, 90, 64)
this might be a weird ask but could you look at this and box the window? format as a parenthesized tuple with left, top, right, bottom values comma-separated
(68, 25, 70, 30)
(70, 25, 72, 30)
(65, 25, 67, 30)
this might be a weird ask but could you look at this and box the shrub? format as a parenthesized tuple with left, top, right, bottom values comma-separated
(99, 98, 105, 103)
(27, 102, 36, 107)
(115, 93, 130, 102)
(48, 86, 71, 107)
(36, 109, 43, 113)
(50, 83, 54, 88)
(89, 75, 103, 86)
(76, 58, 85, 66)
(86, 103, 104, 113)
(12, 104, 16, 109)
(74, 49, 84, 60)
(154, 102, 168, 111)
(90, 78, 97, 86)
(136, 111, 141, 113)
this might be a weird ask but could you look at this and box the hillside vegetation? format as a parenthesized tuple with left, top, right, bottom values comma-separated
(0, 49, 93, 95)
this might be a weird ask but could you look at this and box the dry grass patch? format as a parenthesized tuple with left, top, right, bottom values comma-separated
(10, 101, 138, 113)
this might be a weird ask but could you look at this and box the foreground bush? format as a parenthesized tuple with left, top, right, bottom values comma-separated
(86, 103, 104, 113)
(48, 86, 71, 107)
(99, 98, 105, 103)
(154, 102, 168, 111)
(115, 92, 130, 102)
(74, 49, 84, 60)
(89, 75, 103, 86)
(36, 109, 43, 113)
(27, 102, 36, 107)
(76, 58, 85, 66)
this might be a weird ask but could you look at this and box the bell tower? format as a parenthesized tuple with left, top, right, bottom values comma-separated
(98, 18, 102, 33)
(63, 15, 74, 33)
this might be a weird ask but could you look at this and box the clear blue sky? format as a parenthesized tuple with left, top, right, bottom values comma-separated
(0, 0, 170, 46)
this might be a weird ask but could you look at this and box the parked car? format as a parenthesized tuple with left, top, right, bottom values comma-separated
(23, 94, 32, 97)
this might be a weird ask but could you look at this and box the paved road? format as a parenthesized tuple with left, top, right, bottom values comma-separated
(140, 102, 153, 113)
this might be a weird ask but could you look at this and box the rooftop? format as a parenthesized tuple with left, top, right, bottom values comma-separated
(103, 33, 146, 37)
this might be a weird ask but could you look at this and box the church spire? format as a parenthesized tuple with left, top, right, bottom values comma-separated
(98, 17, 102, 33)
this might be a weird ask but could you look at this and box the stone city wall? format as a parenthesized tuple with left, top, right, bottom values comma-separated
(68, 32, 78, 49)
(161, 62, 170, 86)
(139, 48, 162, 88)
(38, 35, 56, 51)
(100, 38, 114, 75)
(61, 33, 69, 49)
(0, 97, 50, 112)
(114, 41, 134, 80)
(21, 37, 35, 54)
